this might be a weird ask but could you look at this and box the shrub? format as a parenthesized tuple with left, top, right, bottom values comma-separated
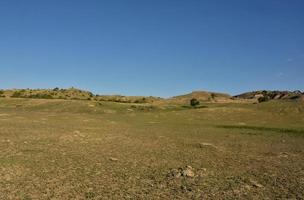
(11, 91, 23, 98)
(190, 98, 200, 107)
(0, 90, 4, 98)
(28, 93, 53, 99)
(134, 98, 147, 104)
(258, 96, 270, 103)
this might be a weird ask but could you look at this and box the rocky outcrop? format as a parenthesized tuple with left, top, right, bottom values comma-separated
(234, 90, 304, 102)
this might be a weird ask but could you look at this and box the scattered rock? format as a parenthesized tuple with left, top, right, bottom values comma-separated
(168, 169, 182, 178)
(250, 180, 263, 188)
(168, 166, 195, 178)
(104, 109, 116, 114)
(180, 185, 187, 190)
(175, 172, 181, 178)
(73, 130, 86, 138)
(186, 165, 193, 169)
(278, 152, 289, 158)
(198, 142, 219, 150)
(109, 157, 118, 162)
(197, 168, 207, 177)
(182, 168, 195, 177)
(244, 184, 251, 190)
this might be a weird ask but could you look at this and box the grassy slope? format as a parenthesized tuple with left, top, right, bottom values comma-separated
(168, 91, 233, 104)
(0, 88, 163, 104)
(0, 98, 303, 199)
(1, 88, 94, 100)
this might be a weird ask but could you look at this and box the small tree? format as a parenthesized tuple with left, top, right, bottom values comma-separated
(0, 90, 4, 98)
(11, 91, 23, 98)
(190, 98, 200, 107)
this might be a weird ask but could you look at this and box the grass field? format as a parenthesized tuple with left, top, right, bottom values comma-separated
(0, 98, 304, 199)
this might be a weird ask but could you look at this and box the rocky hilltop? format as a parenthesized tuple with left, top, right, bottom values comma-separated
(234, 90, 304, 102)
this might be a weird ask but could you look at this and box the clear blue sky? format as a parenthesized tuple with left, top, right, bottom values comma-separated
(0, 0, 303, 97)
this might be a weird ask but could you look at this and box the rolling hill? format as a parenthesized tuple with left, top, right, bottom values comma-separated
(1, 88, 303, 105)
(234, 90, 304, 102)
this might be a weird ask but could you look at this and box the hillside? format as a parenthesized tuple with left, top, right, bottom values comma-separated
(1, 88, 304, 105)
(0, 87, 94, 100)
(234, 90, 304, 102)
(0, 88, 164, 104)
(95, 95, 163, 104)
(168, 91, 232, 104)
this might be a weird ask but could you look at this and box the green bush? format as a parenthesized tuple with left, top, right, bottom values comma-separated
(190, 98, 200, 107)
(134, 98, 147, 104)
(258, 96, 270, 103)
(0, 90, 4, 98)
(11, 91, 23, 98)
(28, 93, 53, 99)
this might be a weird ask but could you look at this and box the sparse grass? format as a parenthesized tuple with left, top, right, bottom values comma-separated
(216, 125, 304, 135)
(0, 98, 303, 199)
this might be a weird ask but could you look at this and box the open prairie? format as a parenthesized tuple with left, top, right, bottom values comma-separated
(0, 98, 304, 199)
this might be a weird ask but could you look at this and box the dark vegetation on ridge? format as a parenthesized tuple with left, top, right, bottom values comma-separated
(234, 90, 304, 102)
(0, 88, 162, 104)
(0, 88, 303, 104)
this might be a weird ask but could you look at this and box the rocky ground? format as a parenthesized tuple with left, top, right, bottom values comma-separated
(0, 98, 303, 199)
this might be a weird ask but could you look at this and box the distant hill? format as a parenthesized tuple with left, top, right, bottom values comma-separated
(1, 88, 303, 104)
(168, 91, 232, 104)
(0, 87, 94, 100)
(0, 88, 163, 104)
(234, 90, 304, 102)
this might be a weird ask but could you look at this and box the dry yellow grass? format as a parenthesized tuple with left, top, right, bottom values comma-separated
(0, 98, 303, 199)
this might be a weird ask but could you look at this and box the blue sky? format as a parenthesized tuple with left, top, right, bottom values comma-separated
(0, 0, 303, 97)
